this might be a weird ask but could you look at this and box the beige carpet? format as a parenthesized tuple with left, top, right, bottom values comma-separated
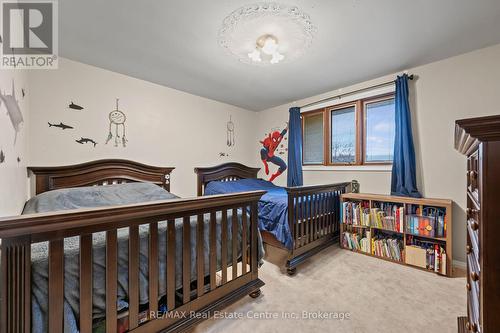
(192, 245, 466, 333)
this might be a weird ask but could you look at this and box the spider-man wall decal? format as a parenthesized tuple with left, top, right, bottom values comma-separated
(260, 122, 288, 182)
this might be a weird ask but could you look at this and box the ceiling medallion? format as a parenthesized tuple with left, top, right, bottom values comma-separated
(218, 2, 316, 66)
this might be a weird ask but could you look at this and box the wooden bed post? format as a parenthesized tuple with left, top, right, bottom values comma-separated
(0, 236, 31, 333)
(248, 201, 262, 298)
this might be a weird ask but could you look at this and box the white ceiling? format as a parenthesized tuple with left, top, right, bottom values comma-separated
(60, 0, 500, 111)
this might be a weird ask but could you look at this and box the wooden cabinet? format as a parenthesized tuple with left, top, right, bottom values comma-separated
(455, 115, 500, 333)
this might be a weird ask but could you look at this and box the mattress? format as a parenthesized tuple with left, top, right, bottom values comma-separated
(204, 178, 294, 249)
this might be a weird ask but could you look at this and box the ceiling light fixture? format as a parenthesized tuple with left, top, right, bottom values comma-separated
(248, 34, 285, 64)
(218, 2, 316, 66)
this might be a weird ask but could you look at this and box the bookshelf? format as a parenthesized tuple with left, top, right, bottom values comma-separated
(340, 193, 453, 277)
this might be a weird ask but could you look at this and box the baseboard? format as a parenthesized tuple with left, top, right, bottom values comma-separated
(453, 259, 466, 269)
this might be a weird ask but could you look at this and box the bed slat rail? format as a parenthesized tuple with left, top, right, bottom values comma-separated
(48, 239, 64, 333)
(0, 237, 31, 333)
(285, 183, 350, 269)
(221, 210, 228, 284)
(128, 226, 140, 330)
(196, 214, 204, 298)
(106, 230, 118, 333)
(79, 234, 93, 333)
(0, 191, 265, 333)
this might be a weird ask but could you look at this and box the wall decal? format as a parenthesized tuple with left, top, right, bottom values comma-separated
(17, 157, 21, 163)
(0, 149, 5, 164)
(226, 115, 235, 147)
(48, 122, 74, 130)
(219, 152, 230, 157)
(68, 101, 84, 110)
(0, 80, 24, 144)
(259, 123, 288, 182)
(276, 142, 288, 155)
(105, 98, 128, 147)
(76, 137, 97, 147)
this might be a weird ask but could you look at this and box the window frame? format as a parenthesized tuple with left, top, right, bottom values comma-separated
(301, 109, 327, 166)
(362, 94, 396, 165)
(301, 93, 395, 167)
(328, 101, 361, 166)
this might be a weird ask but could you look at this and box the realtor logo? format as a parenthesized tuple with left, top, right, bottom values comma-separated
(1, 0, 58, 69)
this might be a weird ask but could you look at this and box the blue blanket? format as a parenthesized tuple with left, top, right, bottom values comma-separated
(205, 178, 294, 249)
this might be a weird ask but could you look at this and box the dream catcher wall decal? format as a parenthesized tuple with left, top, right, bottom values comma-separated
(105, 98, 128, 147)
(226, 115, 235, 147)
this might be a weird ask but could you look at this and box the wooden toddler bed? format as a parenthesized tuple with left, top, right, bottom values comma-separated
(195, 162, 352, 275)
(0, 159, 265, 333)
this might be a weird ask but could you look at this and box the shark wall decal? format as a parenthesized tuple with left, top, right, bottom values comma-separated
(0, 80, 24, 145)
(48, 122, 74, 130)
(68, 101, 84, 110)
(76, 137, 97, 147)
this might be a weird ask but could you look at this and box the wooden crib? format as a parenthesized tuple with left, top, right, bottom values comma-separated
(195, 162, 351, 275)
(0, 159, 265, 333)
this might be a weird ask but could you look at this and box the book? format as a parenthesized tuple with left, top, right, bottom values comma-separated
(406, 235, 446, 274)
(342, 201, 371, 226)
(369, 202, 404, 232)
(341, 230, 371, 253)
(371, 234, 403, 262)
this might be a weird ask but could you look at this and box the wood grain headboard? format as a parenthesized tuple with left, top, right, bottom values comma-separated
(28, 159, 175, 195)
(194, 162, 260, 196)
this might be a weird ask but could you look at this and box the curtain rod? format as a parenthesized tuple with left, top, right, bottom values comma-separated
(299, 74, 414, 109)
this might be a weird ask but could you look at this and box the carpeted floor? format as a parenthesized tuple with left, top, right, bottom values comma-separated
(192, 245, 466, 333)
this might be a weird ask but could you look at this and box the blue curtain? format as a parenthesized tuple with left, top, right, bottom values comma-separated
(287, 107, 303, 187)
(391, 74, 421, 197)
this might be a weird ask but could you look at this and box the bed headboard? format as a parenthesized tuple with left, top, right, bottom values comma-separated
(28, 159, 175, 195)
(194, 162, 260, 196)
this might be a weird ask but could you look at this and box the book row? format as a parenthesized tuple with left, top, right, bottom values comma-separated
(342, 201, 446, 237)
(341, 230, 447, 274)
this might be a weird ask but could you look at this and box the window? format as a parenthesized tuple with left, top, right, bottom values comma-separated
(303, 112, 324, 164)
(302, 94, 395, 166)
(331, 106, 356, 164)
(364, 98, 395, 163)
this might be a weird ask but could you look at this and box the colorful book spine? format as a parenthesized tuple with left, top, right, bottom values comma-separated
(371, 235, 403, 262)
(342, 201, 371, 226)
(342, 230, 371, 253)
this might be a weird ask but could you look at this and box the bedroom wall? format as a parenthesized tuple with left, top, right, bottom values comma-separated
(0, 69, 30, 217)
(27, 58, 257, 198)
(255, 43, 500, 264)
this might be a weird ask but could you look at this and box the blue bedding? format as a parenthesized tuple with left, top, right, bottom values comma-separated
(205, 178, 294, 249)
